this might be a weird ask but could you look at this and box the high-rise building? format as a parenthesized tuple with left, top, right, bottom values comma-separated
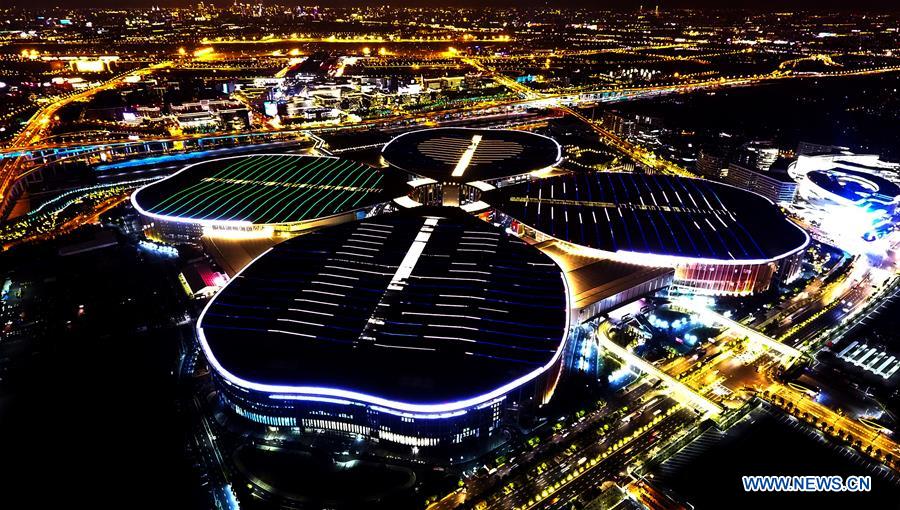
(737, 141, 780, 171)
(696, 148, 728, 179)
(724, 162, 798, 205)
(796, 141, 846, 156)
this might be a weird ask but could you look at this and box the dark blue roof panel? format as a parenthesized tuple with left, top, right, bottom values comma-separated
(382, 128, 561, 183)
(485, 172, 808, 262)
(198, 207, 568, 405)
(807, 167, 900, 205)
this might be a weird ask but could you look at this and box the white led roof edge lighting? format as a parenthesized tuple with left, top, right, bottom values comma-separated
(532, 221, 810, 267)
(196, 220, 572, 416)
(499, 173, 811, 266)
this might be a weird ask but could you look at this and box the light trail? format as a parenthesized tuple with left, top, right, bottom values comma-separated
(0, 61, 172, 218)
(761, 384, 900, 471)
(2, 56, 900, 219)
(671, 300, 803, 361)
(595, 328, 722, 418)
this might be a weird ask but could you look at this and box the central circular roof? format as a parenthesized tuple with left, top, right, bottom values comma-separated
(381, 128, 561, 184)
(484, 172, 809, 264)
(806, 167, 900, 206)
(132, 154, 398, 226)
(198, 207, 569, 410)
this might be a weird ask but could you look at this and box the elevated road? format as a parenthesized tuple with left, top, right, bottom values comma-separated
(560, 105, 696, 177)
(0, 61, 172, 218)
(595, 328, 722, 418)
(761, 384, 900, 471)
(671, 301, 803, 361)
(3, 56, 900, 219)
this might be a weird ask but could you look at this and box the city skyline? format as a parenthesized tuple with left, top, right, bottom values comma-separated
(10, 1, 900, 11)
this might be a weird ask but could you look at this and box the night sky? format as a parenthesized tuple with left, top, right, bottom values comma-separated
(14, 0, 900, 11)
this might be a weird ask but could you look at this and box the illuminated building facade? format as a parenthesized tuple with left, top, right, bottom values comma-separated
(198, 208, 570, 453)
(724, 162, 798, 205)
(131, 154, 400, 244)
(381, 127, 562, 208)
(673, 254, 803, 295)
(790, 152, 900, 246)
(486, 172, 809, 296)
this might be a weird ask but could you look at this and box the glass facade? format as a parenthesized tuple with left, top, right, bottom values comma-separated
(674, 261, 777, 296)
(211, 363, 560, 454)
(514, 216, 800, 297)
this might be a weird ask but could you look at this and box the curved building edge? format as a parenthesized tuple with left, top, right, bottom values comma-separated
(505, 214, 809, 296)
(196, 232, 572, 450)
(131, 154, 391, 243)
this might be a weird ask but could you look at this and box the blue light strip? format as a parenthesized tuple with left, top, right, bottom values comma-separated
(197, 244, 572, 417)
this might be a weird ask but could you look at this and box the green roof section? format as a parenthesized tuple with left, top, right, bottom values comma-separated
(133, 155, 393, 225)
